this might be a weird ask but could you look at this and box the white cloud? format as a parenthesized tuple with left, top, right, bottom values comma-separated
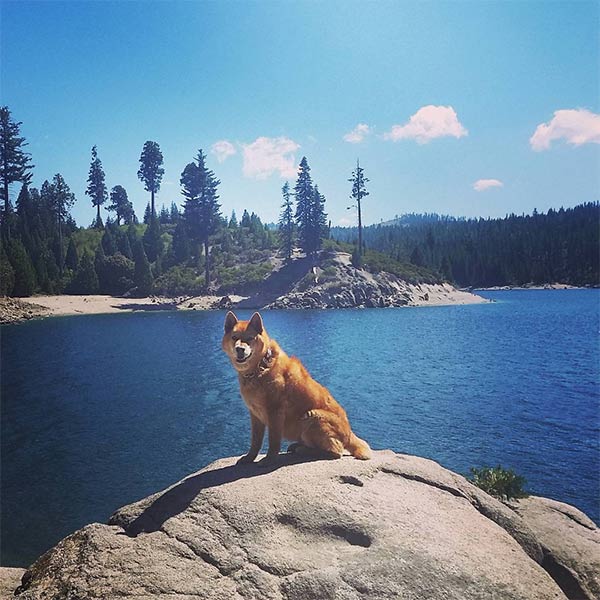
(530, 108, 600, 151)
(241, 136, 300, 179)
(383, 105, 468, 144)
(473, 179, 503, 192)
(211, 140, 237, 163)
(343, 123, 371, 143)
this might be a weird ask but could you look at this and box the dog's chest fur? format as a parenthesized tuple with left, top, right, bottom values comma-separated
(238, 365, 284, 423)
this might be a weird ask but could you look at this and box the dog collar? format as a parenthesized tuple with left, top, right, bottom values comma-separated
(241, 347, 273, 379)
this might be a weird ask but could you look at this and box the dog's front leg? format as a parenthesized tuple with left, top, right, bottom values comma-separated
(237, 413, 265, 464)
(258, 409, 285, 466)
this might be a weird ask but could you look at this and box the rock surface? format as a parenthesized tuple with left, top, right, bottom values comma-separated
(515, 496, 600, 600)
(14, 451, 598, 600)
(0, 568, 25, 599)
(0, 297, 49, 324)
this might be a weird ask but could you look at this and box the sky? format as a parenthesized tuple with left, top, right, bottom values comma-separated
(1, 0, 599, 227)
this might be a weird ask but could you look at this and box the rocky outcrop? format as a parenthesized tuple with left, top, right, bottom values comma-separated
(0, 568, 25, 599)
(13, 450, 598, 599)
(265, 253, 485, 309)
(515, 496, 600, 600)
(0, 297, 49, 324)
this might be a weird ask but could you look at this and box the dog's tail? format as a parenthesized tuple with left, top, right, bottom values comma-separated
(346, 431, 372, 460)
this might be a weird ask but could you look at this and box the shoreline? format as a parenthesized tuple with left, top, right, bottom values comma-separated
(1, 287, 487, 324)
(474, 283, 594, 291)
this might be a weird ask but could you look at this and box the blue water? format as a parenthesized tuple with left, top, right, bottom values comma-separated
(1, 290, 598, 567)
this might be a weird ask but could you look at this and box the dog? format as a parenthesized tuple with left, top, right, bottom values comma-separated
(222, 311, 371, 465)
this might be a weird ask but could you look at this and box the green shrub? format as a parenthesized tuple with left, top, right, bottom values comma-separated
(153, 266, 204, 296)
(218, 262, 272, 293)
(468, 466, 528, 501)
(96, 253, 135, 295)
(66, 252, 99, 295)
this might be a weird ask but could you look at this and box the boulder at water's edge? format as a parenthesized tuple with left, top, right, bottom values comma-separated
(14, 451, 599, 599)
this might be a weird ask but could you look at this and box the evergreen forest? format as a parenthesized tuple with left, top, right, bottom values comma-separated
(331, 204, 599, 288)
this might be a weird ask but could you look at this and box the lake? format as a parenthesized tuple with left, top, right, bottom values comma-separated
(1, 290, 598, 567)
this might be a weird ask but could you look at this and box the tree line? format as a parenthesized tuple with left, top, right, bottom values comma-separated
(0, 106, 331, 298)
(331, 203, 600, 287)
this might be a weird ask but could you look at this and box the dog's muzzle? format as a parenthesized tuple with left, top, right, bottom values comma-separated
(235, 343, 251, 363)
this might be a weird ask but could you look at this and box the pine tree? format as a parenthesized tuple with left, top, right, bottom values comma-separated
(180, 149, 221, 287)
(143, 202, 151, 224)
(169, 201, 180, 223)
(159, 204, 170, 224)
(172, 220, 191, 263)
(107, 185, 134, 225)
(65, 237, 78, 271)
(143, 216, 163, 262)
(16, 183, 34, 246)
(68, 251, 99, 295)
(240, 209, 251, 228)
(127, 223, 139, 248)
(7, 239, 36, 296)
(49, 173, 75, 272)
(85, 146, 107, 228)
(137, 141, 164, 218)
(309, 185, 327, 254)
(133, 239, 153, 296)
(228, 210, 238, 229)
(117, 229, 133, 259)
(294, 157, 314, 255)
(0, 241, 15, 294)
(101, 226, 118, 256)
(278, 181, 294, 260)
(349, 159, 369, 255)
(0, 107, 34, 239)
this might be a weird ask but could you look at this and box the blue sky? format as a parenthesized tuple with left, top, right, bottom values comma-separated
(2, 0, 598, 226)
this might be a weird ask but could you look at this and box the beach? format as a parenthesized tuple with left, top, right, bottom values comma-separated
(0, 285, 488, 324)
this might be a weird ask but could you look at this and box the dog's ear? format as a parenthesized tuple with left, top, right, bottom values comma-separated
(248, 312, 264, 335)
(224, 311, 238, 333)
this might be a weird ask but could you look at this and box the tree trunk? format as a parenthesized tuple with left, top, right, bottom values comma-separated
(358, 194, 363, 255)
(96, 203, 101, 228)
(151, 190, 155, 219)
(204, 239, 210, 288)
(58, 214, 63, 275)
(3, 179, 10, 240)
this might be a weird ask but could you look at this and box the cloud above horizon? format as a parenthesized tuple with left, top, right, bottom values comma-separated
(343, 123, 371, 143)
(241, 136, 300, 180)
(211, 140, 237, 163)
(384, 105, 468, 144)
(473, 179, 503, 192)
(530, 108, 600, 151)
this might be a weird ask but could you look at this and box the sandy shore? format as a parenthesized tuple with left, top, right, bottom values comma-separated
(1, 286, 487, 324)
(29, 295, 247, 317)
(408, 283, 488, 307)
(474, 283, 586, 291)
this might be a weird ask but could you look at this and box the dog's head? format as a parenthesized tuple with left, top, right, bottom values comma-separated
(222, 311, 268, 373)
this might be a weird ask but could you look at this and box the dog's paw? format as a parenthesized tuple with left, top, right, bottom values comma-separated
(257, 454, 280, 468)
(287, 442, 302, 454)
(236, 454, 256, 465)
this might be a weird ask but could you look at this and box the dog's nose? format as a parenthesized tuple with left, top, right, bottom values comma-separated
(236, 347, 246, 358)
